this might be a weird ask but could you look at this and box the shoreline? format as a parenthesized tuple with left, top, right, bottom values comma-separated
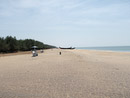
(76, 49, 130, 53)
(76, 46, 130, 52)
(1, 49, 130, 57)
(76, 49, 130, 52)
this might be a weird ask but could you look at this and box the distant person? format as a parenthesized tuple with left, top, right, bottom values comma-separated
(41, 49, 44, 53)
(32, 50, 35, 57)
(59, 52, 61, 55)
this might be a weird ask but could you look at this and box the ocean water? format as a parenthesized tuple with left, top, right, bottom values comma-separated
(76, 46, 130, 52)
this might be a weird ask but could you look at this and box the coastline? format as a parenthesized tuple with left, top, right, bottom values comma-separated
(75, 49, 130, 54)
(76, 46, 130, 52)
(1, 48, 130, 57)
(0, 49, 130, 98)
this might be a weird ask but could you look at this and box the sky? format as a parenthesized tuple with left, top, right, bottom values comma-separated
(0, 0, 130, 47)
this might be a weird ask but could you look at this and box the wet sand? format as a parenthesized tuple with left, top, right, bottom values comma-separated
(0, 49, 130, 98)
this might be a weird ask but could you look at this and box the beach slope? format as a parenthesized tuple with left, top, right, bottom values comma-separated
(0, 49, 130, 98)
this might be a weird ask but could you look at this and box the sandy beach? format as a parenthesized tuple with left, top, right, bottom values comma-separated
(0, 49, 130, 98)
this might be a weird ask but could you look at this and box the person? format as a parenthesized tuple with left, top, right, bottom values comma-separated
(41, 49, 44, 53)
(32, 50, 35, 57)
(59, 52, 61, 55)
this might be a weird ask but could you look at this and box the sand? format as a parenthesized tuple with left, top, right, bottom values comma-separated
(0, 49, 130, 98)
(0, 51, 32, 57)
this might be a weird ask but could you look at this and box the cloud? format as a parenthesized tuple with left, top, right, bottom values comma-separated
(0, 0, 130, 28)
(0, 0, 86, 17)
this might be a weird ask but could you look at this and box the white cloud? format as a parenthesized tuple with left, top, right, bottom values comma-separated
(0, 0, 130, 28)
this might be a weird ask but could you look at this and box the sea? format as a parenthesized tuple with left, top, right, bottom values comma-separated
(76, 46, 130, 52)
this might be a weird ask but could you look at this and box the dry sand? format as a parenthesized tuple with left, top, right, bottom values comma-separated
(0, 49, 130, 98)
(0, 51, 32, 57)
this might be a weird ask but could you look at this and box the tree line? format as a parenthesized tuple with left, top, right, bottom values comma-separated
(0, 36, 56, 53)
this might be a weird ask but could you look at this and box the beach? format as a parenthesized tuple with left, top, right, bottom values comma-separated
(0, 49, 130, 98)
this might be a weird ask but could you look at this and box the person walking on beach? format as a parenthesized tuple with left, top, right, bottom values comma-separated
(59, 52, 61, 55)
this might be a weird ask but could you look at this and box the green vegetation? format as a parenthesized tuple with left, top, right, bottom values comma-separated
(0, 36, 56, 53)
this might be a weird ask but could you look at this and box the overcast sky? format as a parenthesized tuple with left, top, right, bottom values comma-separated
(0, 0, 130, 47)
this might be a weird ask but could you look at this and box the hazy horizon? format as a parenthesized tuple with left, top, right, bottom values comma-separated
(0, 0, 130, 47)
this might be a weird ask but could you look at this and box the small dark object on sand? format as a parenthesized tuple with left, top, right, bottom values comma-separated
(59, 52, 61, 55)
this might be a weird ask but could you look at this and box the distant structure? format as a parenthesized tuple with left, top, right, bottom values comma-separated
(59, 47, 75, 49)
